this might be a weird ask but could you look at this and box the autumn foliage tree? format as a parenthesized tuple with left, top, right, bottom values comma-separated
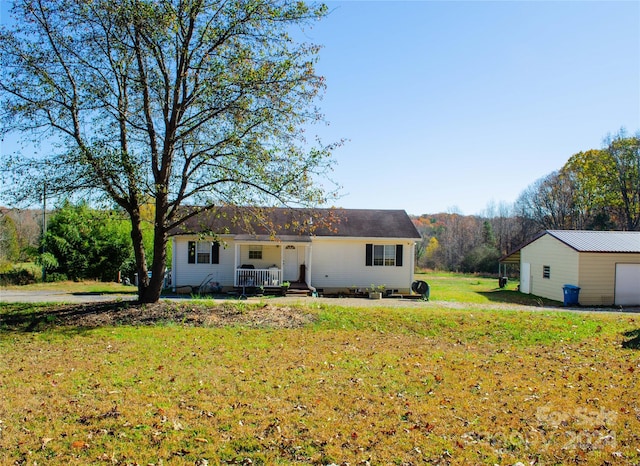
(517, 131, 640, 232)
(0, 0, 336, 302)
(0, 211, 20, 265)
(563, 131, 640, 231)
(413, 213, 508, 273)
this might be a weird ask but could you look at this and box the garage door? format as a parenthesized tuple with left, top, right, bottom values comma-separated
(615, 264, 640, 306)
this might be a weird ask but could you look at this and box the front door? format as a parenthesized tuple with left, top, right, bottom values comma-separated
(283, 245, 299, 282)
(520, 263, 531, 294)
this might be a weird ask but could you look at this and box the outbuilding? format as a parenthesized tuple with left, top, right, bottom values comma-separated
(500, 230, 640, 306)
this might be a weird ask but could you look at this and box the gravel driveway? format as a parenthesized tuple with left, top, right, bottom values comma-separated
(2, 288, 637, 313)
(0, 289, 136, 303)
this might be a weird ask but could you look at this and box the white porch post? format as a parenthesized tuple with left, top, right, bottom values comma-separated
(306, 244, 312, 286)
(171, 237, 177, 292)
(409, 242, 416, 284)
(234, 243, 240, 286)
(280, 243, 284, 275)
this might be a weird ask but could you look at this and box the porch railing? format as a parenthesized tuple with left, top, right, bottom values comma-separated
(235, 268, 282, 287)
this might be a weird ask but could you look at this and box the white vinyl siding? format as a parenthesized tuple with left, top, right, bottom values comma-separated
(173, 236, 235, 288)
(171, 235, 417, 294)
(310, 238, 414, 292)
(521, 234, 578, 303)
(239, 244, 281, 269)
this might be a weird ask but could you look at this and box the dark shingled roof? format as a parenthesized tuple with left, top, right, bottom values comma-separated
(170, 207, 420, 239)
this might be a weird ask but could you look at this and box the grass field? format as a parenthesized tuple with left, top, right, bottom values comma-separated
(1, 274, 639, 465)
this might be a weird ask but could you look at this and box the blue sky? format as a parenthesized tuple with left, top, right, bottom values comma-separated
(1, 1, 638, 216)
(307, 0, 640, 215)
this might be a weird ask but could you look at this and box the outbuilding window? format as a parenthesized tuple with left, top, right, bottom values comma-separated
(543, 265, 551, 279)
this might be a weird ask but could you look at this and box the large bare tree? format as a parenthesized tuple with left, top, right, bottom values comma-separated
(515, 171, 576, 231)
(0, 0, 338, 302)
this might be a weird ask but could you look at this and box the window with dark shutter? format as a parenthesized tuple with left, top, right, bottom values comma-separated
(188, 241, 196, 264)
(212, 242, 220, 264)
(366, 243, 404, 267)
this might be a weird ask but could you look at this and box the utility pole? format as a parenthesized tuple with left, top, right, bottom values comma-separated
(42, 182, 46, 282)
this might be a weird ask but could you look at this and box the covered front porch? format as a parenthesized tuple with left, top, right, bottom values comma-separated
(233, 236, 312, 289)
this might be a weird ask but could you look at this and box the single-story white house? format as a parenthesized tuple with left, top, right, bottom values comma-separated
(169, 207, 421, 295)
(500, 230, 640, 306)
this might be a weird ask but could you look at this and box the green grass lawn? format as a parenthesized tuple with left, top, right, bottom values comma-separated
(1, 279, 136, 294)
(414, 271, 560, 306)
(2, 271, 558, 306)
(1, 274, 638, 465)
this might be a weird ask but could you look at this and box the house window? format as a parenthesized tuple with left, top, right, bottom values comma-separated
(543, 265, 550, 279)
(374, 245, 396, 266)
(366, 244, 403, 267)
(197, 241, 211, 263)
(188, 241, 220, 264)
(248, 245, 262, 260)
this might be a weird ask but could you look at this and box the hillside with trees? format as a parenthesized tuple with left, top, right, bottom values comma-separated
(414, 130, 639, 273)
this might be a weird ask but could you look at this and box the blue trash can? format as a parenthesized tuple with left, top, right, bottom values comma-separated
(563, 284, 581, 306)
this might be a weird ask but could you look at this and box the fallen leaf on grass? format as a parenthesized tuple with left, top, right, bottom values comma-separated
(194, 437, 208, 443)
(41, 437, 53, 449)
(71, 440, 89, 449)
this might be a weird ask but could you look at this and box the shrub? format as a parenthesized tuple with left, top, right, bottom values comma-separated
(461, 244, 501, 274)
(45, 272, 68, 282)
(0, 267, 37, 286)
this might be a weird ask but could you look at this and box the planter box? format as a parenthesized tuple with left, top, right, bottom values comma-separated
(368, 291, 382, 299)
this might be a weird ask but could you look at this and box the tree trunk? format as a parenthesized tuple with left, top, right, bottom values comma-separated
(140, 226, 168, 304)
(129, 207, 151, 302)
(139, 263, 165, 303)
(137, 200, 169, 303)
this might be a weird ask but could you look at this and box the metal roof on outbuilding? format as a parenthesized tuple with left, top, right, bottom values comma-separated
(500, 230, 640, 264)
(547, 230, 640, 253)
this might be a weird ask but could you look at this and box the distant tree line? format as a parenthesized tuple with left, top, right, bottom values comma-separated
(413, 208, 525, 274)
(415, 130, 639, 273)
